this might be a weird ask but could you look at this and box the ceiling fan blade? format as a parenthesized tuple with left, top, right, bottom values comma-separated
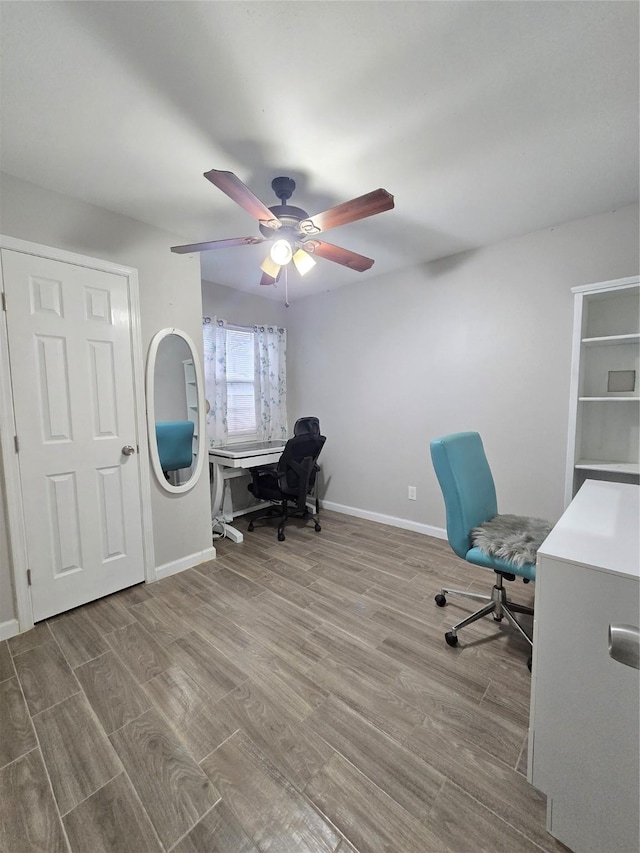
(171, 236, 266, 254)
(299, 188, 394, 235)
(204, 169, 281, 230)
(260, 269, 282, 286)
(304, 240, 375, 272)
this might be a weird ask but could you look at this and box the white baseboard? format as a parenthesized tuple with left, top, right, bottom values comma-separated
(0, 618, 19, 641)
(154, 545, 217, 582)
(321, 500, 447, 540)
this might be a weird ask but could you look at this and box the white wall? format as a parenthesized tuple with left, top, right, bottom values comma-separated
(286, 205, 640, 530)
(201, 277, 288, 330)
(0, 172, 213, 625)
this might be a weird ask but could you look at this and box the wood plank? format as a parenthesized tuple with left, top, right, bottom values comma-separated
(305, 752, 450, 853)
(209, 567, 264, 599)
(376, 631, 489, 702)
(48, 609, 111, 668)
(0, 750, 68, 853)
(188, 605, 260, 662)
(130, 597, 191, 647)
(168, 631, 248, 702)
(74, 650, 152, 734)
(105, 622, 172, 683)
(405, 721, 566, 852)
(260, 557, 317, 586)
(307, 694, 445, 823)
(210, 679, 333, 791)
(238, 646, 328, 722)
(0, 676, 37, 769)
(13, 642, 79, 716)
(0, 640, 14, 682)
(200, 730, 339, 853)
(305, 654, 424, 743)
(144, 665, 237, 763)
(249, 570, 316, 608)
(80, 594, 136, 634)
(63, 772, 162, 853)
(33, 692, 122, 816)
(8, 622, 54, 657)
(308, 561, 372, 595)
(110, 582, 153, 608)
(109, 708, 219, 849)
(172, 801, 259, 853)
(427, 779, 542, 853)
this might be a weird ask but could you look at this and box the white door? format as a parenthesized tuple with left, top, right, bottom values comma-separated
(2, 249, 145, 621)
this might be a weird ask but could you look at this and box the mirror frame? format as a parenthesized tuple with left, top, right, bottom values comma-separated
(146, 327, 207, 494)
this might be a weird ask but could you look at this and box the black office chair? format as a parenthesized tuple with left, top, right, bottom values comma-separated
(247, 432, 326, 541)
(294, 416, 322, 513)
(293, 416, 320, 436)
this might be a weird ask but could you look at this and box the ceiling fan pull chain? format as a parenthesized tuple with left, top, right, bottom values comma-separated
(285, 264, 290, 308)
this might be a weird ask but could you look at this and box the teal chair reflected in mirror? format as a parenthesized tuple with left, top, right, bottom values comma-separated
(430, 431, 538, 669)
(155, 421, 194, 480)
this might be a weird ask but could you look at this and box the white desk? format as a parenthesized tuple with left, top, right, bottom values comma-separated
(209, 441, 286, 543)
(528, 479, 639, 853)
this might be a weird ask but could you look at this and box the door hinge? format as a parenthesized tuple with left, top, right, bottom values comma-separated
(26, 569, 32, 586)
(14, 435, 19, 453)
(1, 292, 6, 312)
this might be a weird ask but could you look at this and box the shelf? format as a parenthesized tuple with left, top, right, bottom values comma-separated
(582, 333, 640, 347)
(579, 396, 640, 402)
(575, 460, 640, 475)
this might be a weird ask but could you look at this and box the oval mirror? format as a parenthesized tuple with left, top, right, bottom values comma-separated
(146, 328, 206, 494)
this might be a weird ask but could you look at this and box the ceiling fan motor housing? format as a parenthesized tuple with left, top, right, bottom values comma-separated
(271, 176, 296, 202)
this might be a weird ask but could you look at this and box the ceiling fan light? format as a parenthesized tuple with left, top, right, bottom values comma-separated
(269, 239, 293, 266)
(260, 254, 281, 278)
(292, 249, 316, 276)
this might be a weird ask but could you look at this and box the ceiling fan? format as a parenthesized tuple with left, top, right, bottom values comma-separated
(171, 170, 394, 286)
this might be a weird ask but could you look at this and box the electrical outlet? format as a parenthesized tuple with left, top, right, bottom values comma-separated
(408, 486, 417, 500)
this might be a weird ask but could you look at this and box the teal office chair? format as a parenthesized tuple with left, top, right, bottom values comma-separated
(430, 432, 535, 667)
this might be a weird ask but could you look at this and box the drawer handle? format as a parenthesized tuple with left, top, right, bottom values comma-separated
(608, 624, 640, 670)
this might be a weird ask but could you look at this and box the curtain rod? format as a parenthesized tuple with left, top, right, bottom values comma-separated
(202, 317, 285, 334)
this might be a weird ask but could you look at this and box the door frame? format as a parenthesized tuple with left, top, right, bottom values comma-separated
(0, 235, 156, 633)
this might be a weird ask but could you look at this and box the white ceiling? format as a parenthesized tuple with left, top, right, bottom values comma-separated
(1, 1, 638, 300)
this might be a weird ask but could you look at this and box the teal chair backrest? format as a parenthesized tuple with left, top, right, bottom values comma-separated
(430, 432, 498, 559)
(155, 421, 194, 472)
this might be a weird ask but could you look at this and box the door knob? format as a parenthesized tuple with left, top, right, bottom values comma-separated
(121, 445, 136, 456)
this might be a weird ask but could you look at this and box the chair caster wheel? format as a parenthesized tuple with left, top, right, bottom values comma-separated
(445, 631, 459, 647)
(314, 523, 321, 532)
(527, 656, 532, 672)
(435, 594, 447, 607)
(248, 523, 254, 532)
(277, 532, 285, 542)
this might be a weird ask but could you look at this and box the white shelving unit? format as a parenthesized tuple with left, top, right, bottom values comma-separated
(183, 359, 198, 463)
(564, 275, 639, 505)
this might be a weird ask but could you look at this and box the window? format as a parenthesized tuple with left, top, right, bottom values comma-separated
(225, 328, 256, 439)
(203, 318, 287, 447)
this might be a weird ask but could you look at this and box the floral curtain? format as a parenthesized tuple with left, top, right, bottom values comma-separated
(254, 324, 287, 442)
(202, 318, 228, 448)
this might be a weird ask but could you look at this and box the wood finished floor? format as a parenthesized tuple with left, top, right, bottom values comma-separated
(0, 511, 570, 853)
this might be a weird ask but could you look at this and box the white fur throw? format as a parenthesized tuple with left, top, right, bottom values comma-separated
(471, 514, 552, 567)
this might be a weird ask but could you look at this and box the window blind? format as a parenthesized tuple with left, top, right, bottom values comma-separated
(226, 328, 256, 436)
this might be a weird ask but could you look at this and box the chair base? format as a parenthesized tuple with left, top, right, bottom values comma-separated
(436, 573, 533, 648)
(247, 501, 321, 542)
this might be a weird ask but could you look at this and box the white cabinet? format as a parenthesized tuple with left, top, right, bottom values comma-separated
(528, 480, 639, 853)
(565, 276, 639, 505)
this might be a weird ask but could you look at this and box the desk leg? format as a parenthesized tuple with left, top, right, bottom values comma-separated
(210, 461, 245, 543)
